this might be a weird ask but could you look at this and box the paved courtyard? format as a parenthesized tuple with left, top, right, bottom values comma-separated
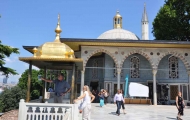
(88, 103, 190, 120)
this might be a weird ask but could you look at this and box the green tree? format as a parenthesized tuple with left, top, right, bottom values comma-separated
(0, 86, 26, 112)
(152, 0, 190, 41)
(0, 40, 19, 75)
(18, 69, 43, 100)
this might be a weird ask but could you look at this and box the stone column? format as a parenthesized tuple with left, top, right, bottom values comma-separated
(81, 70, 85, 95)
(117, 68, 121, 90)
(26, 61, 32, 102)
(70, 64, 75, 103)
(188, 71, 190, 101)
(152, 67, 157, 105)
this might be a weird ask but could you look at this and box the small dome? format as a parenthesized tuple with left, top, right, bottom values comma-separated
(97, 28, 139, 40)
(36, 42, 75, 58)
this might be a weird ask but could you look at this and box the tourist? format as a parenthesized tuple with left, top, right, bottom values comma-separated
(103, 89, 109, 105)
(176, 91, 185, 120)
(120, 89, 126, 114)
(41, 73, 71, 103)
(74, 85, 95, 120)
(98, 89, 105, 107)
(114, 89, 124, 116)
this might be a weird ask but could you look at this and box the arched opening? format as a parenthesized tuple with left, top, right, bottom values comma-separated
(157, 54, 189, 103)
(84, 51, 118, 102)
(122, 53, 153, 99)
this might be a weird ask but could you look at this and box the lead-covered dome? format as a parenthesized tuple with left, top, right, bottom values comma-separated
(97, 28, 139, 40)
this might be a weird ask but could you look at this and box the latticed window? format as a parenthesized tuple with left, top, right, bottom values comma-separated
(130, 56, 140, 78)
(113, 63, 123, 78)
(92, 59, 98, 78)
(169, 56, 179, 79)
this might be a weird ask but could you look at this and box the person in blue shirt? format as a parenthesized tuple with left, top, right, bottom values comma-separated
(41, 73, 71, 103)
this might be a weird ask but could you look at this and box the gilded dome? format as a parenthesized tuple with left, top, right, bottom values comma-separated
(33, 14, 75, 59)
(97, 28, 139, 40)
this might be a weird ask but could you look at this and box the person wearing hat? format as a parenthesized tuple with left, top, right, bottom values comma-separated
(41, 73, 71, 103)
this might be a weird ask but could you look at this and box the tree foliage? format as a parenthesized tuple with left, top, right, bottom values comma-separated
(0, 40, 19, 76)
(152, 0, 190, 41)
(0, 86, 26, 112)
(18, 69, 43, 100)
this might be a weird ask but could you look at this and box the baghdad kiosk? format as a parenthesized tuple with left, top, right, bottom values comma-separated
(19, 5, 190, 106)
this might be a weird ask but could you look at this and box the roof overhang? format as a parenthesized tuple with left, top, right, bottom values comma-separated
(23, 38, 190, 53)
(19, 57, 83, 70)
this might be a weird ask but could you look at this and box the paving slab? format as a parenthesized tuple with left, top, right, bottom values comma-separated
(89, 104, 190, 120)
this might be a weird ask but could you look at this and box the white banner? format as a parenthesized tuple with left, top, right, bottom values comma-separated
(129, 82, 149, 97)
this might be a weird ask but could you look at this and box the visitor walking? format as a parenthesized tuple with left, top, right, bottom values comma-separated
(98, 89, 104, 107)
(176, 91, 185, 120)
(41, 73, 71, 103)
(120, 89, 126, 114)
(114, 89, 124, 116)
(103, 89, 109, 105)
(74, 85, 95, 120)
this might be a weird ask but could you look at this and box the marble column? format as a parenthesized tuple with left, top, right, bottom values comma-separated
(81, 70, 85, 95)
(152, 68, 157, 105)
(188, 71, 190, 101)
(26, 61, 32, 102)
(117, 68, 121, 90)
(70, 64, 75, 103)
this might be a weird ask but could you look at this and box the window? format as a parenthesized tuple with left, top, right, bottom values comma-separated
(92, 59, 98, 78)
(169, 56, 178, 79)
(118, 18, 120, 24)
(115, 18, 117, 24)
(130, 56, 140, 78)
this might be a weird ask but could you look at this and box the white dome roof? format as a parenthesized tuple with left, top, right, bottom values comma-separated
(97, 28, 139, 40)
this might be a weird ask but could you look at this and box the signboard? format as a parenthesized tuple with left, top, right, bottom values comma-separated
(129, 82, 149, 97)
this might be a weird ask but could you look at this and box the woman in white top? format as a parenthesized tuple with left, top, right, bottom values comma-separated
(74, 85, 95, 120)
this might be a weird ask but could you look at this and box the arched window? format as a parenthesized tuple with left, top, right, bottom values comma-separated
(118, 18, 120, 24)
(92, 59, 98, 78)
(130, 56, 140, 78)
(169, 56, 179, 79)
(115, 18, 117, 24)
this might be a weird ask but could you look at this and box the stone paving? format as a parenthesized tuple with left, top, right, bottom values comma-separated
(88, 103, 190, 120)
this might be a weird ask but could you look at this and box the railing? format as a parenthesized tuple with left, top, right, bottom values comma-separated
(18, 99, 78, 120)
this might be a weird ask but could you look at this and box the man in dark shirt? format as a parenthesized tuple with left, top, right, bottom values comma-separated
(41, 73, 71, 103)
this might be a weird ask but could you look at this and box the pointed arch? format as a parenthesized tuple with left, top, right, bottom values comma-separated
(83, 49, 119, 68)
(156, 51, 190, 70)
(120, 50, 154, 68)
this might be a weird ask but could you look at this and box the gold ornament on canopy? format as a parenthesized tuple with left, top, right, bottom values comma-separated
(34, 14, 75, 58)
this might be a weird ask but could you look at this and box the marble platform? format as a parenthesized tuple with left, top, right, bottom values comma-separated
(88, 103, 190, 120)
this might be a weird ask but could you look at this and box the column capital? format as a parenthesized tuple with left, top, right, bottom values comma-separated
(81, 70, 85, 74)
(152, 67, 157, 75)
(187, 71, 190, 75)
(117, 68, 121, 74)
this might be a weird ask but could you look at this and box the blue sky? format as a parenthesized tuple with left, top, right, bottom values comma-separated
(0, 0, 165, 83)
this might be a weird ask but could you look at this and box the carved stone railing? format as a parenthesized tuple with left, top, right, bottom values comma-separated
(18, 99, 78, 120)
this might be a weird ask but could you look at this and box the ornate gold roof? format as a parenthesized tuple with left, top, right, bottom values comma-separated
(33, 14, 75, 59)
(19, 14, 83, 70)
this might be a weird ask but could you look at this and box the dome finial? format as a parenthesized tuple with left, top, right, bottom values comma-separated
(113, 10, 122, 29)
(54, 14, 62, 42)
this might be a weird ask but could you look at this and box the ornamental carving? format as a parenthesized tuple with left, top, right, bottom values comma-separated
(169, 56, 178, 79)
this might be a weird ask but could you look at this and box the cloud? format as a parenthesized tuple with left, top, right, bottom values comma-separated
(5, 58, 14, 63)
